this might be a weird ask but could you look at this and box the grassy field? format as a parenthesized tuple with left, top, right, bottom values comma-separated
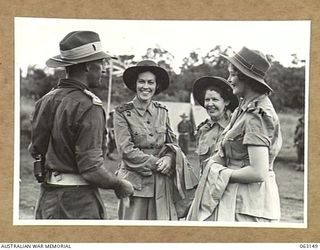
(18, 98, 305, 222)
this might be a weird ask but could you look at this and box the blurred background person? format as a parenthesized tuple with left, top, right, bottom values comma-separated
(177, 113, 193, 155)
(192, 76, 238, 174)
(294, 116, 305, 171)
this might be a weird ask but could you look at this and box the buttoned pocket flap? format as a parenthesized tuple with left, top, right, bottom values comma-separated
(156, 127, 166, 133)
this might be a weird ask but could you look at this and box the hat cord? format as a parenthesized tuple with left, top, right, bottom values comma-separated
(234, 53, 265, 78)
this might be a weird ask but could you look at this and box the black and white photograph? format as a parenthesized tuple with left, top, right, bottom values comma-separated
(14, 17, 310, 227)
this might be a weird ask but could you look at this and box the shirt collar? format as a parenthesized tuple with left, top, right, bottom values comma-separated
(132, 97, 154, 116)
(58, 78, 88, 91)
(207, 110, 230, 129)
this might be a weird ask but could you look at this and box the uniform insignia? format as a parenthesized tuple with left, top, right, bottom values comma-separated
(153, 102, 168, 111)
(196, 119, 209, 131)
(116, 103, 134, 113)
(83, 89, 103, 106)
(258, 108, 266, 117)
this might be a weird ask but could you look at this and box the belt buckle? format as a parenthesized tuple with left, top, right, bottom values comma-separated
(52, 171, 62, 181)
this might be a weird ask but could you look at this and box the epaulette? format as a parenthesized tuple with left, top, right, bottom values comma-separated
(83, 89, 103, 106)
(247, 101, 267, 117)
(196, 119, 209, 131)
(246, 101, 258, 112)
(115, 103, 134, 113)
(153, 101, 168, 111)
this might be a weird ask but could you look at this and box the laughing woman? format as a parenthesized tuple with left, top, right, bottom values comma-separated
(114, 60, 198, 220)
(192, 76, 238, 174)
(188, 47, 282, 222)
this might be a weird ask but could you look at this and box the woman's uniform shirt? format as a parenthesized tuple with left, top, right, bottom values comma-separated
(217, 94, 282, 220)
(114, 97, 177, 198)
(195, 112, 230, 172)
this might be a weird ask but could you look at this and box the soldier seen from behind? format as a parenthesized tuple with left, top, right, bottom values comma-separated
(28, 31, 134, 219)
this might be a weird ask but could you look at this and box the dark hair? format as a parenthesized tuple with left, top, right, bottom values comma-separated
(232, 66, 270, 95)
(200, 85, 230, 106)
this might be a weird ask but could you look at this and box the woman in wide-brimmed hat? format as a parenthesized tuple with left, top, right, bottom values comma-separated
(192, 76, 238, 173)
(187, 47, 282, 222)
(114, 60, 198, 220)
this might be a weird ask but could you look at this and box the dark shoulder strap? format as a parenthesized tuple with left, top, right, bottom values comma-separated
(115, 103, 134, 113)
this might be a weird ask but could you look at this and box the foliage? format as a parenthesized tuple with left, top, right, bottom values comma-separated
(20, 46, 305, 112)
(267, 61, 305, 112)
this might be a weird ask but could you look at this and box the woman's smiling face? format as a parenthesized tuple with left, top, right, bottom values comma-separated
(204, 89, 229, 121)
(136, 71, 157, 102)
(227, 64, 246, 97)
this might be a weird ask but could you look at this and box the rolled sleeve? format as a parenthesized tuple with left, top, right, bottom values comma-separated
(75, 105, 105, 173)
(243, 112, 273, 147)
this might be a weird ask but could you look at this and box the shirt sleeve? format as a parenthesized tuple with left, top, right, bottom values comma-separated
(75, 105, 106, 174)
(29, 98, 53, 158)
(166, 115, 178, 145)
(114, 109, 159, 174)
(243, 111, 274, 147)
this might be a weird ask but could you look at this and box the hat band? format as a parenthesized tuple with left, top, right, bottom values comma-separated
(234, 53, 266, 78)
(60, 41, 103, 60)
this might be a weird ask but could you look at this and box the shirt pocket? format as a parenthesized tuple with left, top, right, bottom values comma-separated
(225, 133, 247, 160)
(155, 126, 167, 145)
(131, 127, 148, 147)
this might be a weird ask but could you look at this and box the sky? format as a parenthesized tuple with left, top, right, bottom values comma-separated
(15, 18, 310, 74)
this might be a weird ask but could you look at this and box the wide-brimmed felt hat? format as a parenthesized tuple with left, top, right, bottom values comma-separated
(193, 76, 239, 112)
(123, 60, 169, 95)
(221, 46, 273, 92)
(180, 113, 188, 118)
(46, 31, 116, 68)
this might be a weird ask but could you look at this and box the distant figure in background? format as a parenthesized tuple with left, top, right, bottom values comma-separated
(192, 76, 238, 174)
(106, 110, 116, 161)
(177, 113, 193, 155)
(294, 116, 304, 171)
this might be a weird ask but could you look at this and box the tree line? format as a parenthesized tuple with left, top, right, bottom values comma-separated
(20, 45, 305, 113)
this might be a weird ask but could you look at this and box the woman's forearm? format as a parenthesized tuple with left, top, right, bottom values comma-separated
(229, 165, 266, 183)
(229, 145, 269, 184)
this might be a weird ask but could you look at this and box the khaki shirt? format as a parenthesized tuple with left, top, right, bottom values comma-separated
(114, 97, 177, 197)
(196, 112, 230, 171)
(29, 79, 107, 174)
(216, 94, 282, 220)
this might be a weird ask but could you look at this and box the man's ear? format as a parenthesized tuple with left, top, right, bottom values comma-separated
(84, 62, 91, 72)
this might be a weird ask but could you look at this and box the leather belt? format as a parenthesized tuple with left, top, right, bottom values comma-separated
(179, 132, 189, 135)
(46, 171, 90, 186)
